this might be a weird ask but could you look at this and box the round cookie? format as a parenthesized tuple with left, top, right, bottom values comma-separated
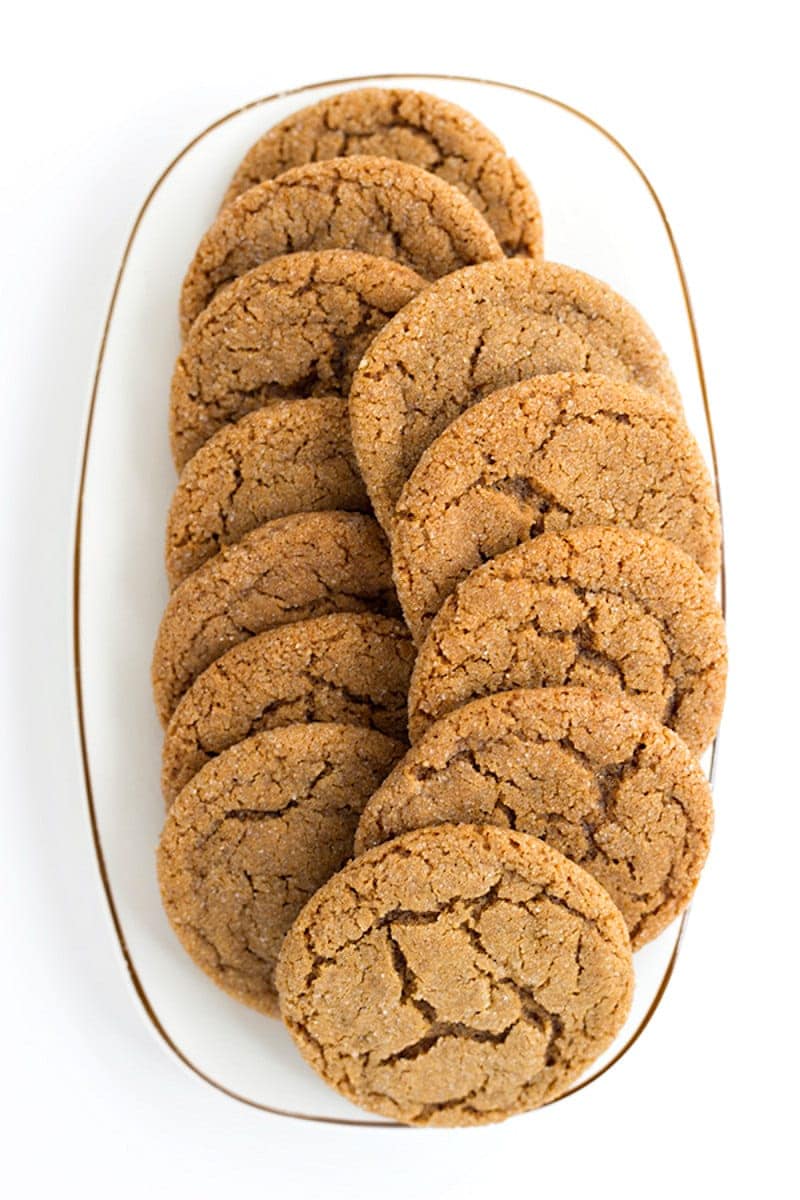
(171, 250, 425, 470)
(151, 511, 396, 726)
(392, 373, 721, 642)
(166, 397, 368, 588)
(349, 259, 681, 532)
(162, 613, 415, 805)
(158, 722, 404, 1016)
(180, 156, 503, 335)
(276, 823, 633, 1125)
(356, 686, 713, 949)
(407, 525, 727, 753)
(221, 87, 543, 259)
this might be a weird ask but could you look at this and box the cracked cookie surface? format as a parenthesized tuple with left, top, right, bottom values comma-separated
(407, 525, 726, 753)
(276, 823, 633, 1125)
(171, 250, 424, 469)
(151, 511, 397, 726)
(158, 723, 404, 1016)
(166, 397, 368, 587)
(349, 259, 681, 532)
(356, 686, 713, 948)
(393, 372, 721, 641)
(162, 612, 415, 805)
(221, 87, 543, 259)
(180, 155, 502, 335)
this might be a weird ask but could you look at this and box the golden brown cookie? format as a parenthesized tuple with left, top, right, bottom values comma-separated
(349, 259, 681, 532)
(276, 823, 633, 1125)
(165, 397, 368, 588)
(392, 373, 721, 642)
(171, 250, 425, 470)
(356, 686, 713, 948)
(407, 526, 726, 753)
(158, 723, 404, 1016)
(161, 613, 415, 805)
(222, 87, 543, 259)
(181, 156, 502, 335)
(151, 511, 396, 726)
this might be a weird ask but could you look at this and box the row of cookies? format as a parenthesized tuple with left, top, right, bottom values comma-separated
(344, 252, 725, 750)
(339, 249, 725, 918)
(154, 87, 536, 788)
(154, 88, 545, 756)
(153, 90, 543, 1026)
(153, 88, 725, 1127)
(274, 255, 725, 1122)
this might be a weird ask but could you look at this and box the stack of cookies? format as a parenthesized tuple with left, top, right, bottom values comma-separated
(152, 87, 726, 1127)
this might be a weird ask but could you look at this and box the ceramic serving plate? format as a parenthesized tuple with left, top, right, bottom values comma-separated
(73, 74, 723, 1125)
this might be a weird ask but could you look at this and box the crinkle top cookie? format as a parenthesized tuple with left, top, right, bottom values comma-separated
(356, 686, 713, 948)
(181, 155, 502, 334)
(166, 397, 368, 587)
(151, 511, 397, 725)
(170, 250, 425, 469)
(158, 723, 404, 1016)
(222, 87, 543, 258)
(392, 372, 720, 641)
(349, 259, 681, 532)
(161, 612, 415, 805)
(276, 823, 633, 1125)
(407, 525, 726, 753)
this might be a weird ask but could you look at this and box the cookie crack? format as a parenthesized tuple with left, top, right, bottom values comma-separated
(375, 1020, 520, 1069)
(460, 910, 564, 1068)
(224, 802, 299, 822)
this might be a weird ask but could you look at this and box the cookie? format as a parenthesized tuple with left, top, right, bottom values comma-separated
(349, 259, 681, 532)
(170, 250, 425, 470)
(180, 156, 502, 335)
(161, 612, 415, 805)
(221, 87, 543, 259)
(392, 372, 721, 641)
(276, 823, 633, 1125)
(407, 526, 726, 753)
(151, 511, 396, 726)
(165, 397, 368, 588)
(158, 723, 404, 1016)
(356, 686, 713, 949)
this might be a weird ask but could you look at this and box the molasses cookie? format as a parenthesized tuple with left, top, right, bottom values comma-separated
(393, 373, 721, 641)
(408, 526, 726, 753)
(158, 723, 404, 1016)
(171, 250, 424, 470)
(349, 259, 681, 532)
(181, 156, 502, 334)
(276, 823, 634, 1125)
(356, 686, 713, 948)
(222, 87, 543, 259)
(161, 612, 414, 805)
(166, 397, 368, 587)
(151, 511, 396, 725)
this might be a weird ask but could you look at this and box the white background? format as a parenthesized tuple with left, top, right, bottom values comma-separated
(1, 3, 796, 1196)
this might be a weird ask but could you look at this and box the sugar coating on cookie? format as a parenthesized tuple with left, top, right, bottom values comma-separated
(165, 397, 368, 587)
(151, 511, 397, 726)
(171, 250, 425, 470)
(349, 259, 681, 532)
(407, 525, 726, 753)
(276, 823, 633, 1125)
(392, 373, 721, 641)
(356, 686, 713, 948)
(180, 155, 503, 334)
(158, 723, 404, 1016)
(161, 612, 415, 805)
(221, 87, 543, 259)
